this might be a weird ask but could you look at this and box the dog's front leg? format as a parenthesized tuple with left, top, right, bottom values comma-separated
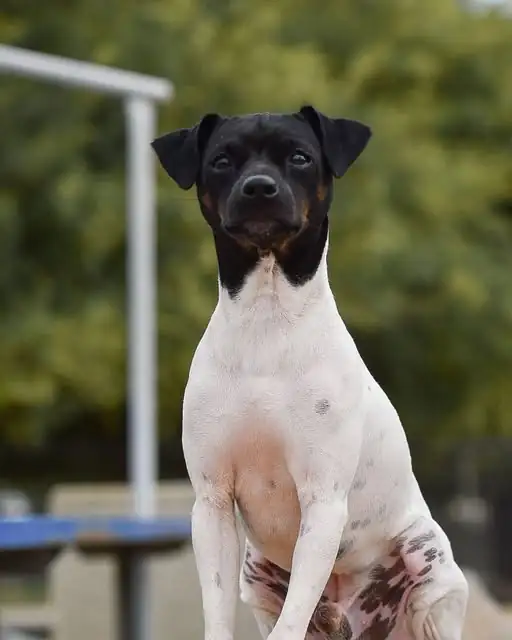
(190, 481, 239, 640)
(269, 436, 361, 640)
(275, 497, 349, 640)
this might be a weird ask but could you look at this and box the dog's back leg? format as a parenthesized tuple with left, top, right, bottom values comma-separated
(399, 517, 468, 640)
(252, 610, 279, 639)
(239, 542, 284, 638)
(239, 542, 354, 640)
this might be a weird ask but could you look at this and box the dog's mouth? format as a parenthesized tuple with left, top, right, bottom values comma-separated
(222, 176, 304, 250)
(223, 218, 302, 250)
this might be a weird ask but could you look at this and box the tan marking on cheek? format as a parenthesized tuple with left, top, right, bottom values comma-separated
(302, 200, 310, 220)
(316, 184, 328, 202)
(201, 192, 212, 209)
(276, 236, 293, 253)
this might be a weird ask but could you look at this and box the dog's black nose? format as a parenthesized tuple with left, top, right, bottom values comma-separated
(241, 174, 278, 199)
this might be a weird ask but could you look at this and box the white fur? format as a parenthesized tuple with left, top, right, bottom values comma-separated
(183, 240, 467, 640)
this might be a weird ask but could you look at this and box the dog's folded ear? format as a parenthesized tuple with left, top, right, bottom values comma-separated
(152, 113, 222, 190)
(298, 105, 371, 179)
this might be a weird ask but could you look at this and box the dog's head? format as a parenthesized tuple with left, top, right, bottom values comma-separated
(152, 106, 371, 252)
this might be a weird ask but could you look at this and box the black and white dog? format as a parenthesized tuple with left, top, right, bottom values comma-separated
(152, 107, 468, 640)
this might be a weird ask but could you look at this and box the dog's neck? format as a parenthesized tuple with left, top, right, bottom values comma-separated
(213, 218, 331, 322)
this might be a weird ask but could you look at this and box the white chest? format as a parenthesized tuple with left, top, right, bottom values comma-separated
(183, 255, 372, 566)
(182, 253, 422, 574)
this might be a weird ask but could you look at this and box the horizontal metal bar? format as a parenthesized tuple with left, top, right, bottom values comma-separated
(0, 45, 173, 101)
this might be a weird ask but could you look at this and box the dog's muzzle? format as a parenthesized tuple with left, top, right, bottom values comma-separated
(223, 173, 302, 249)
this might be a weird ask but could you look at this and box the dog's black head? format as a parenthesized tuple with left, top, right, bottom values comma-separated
(153, 106, 371, 293)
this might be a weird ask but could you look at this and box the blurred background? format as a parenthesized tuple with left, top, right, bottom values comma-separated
(0, 0, 511, 638)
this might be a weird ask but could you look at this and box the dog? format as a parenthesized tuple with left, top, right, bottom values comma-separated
(152, 106, 468, 640)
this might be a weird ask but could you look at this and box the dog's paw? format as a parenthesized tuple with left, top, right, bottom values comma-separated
(310, 602, 352, 639)
(408, 588, 467, 640)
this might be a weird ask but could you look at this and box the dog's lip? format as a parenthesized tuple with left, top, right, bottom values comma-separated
(224, 219, 300, 236)
(238, 220, 279, 237)
(223, 219, 302, 250)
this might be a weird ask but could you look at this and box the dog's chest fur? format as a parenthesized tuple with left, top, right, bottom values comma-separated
(183, 251, 422, 571)
(231, 424, 301, 568)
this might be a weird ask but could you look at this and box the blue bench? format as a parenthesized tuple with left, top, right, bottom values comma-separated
(0, 515, 192, 640)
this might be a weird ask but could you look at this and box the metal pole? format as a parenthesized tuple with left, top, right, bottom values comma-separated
(125, 95, 158, 518)
(125, 95, 157, 640)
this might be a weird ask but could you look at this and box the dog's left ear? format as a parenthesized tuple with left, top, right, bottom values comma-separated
(298, 105, 371, 178)
(152, 113, 222, 190)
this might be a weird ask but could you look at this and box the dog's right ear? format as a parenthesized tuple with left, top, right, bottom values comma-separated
(151, 113, 222, 190)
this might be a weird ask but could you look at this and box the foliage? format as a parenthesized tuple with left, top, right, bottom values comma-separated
(0, 0, 511, 478)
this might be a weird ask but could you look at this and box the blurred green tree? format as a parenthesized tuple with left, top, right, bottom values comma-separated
(0, 0, 511, 480)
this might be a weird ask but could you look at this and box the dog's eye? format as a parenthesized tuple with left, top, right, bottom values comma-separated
(290, 151, 312, 167)
(211, 154, 232, 170)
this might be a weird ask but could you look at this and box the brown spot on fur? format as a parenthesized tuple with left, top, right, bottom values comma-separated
(358, 557, 410, 628)
(407, 530, 436, 554)
(424, 547, 438, 562)
(268, 579, 287, 600)
(358, 612, 396, 639)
